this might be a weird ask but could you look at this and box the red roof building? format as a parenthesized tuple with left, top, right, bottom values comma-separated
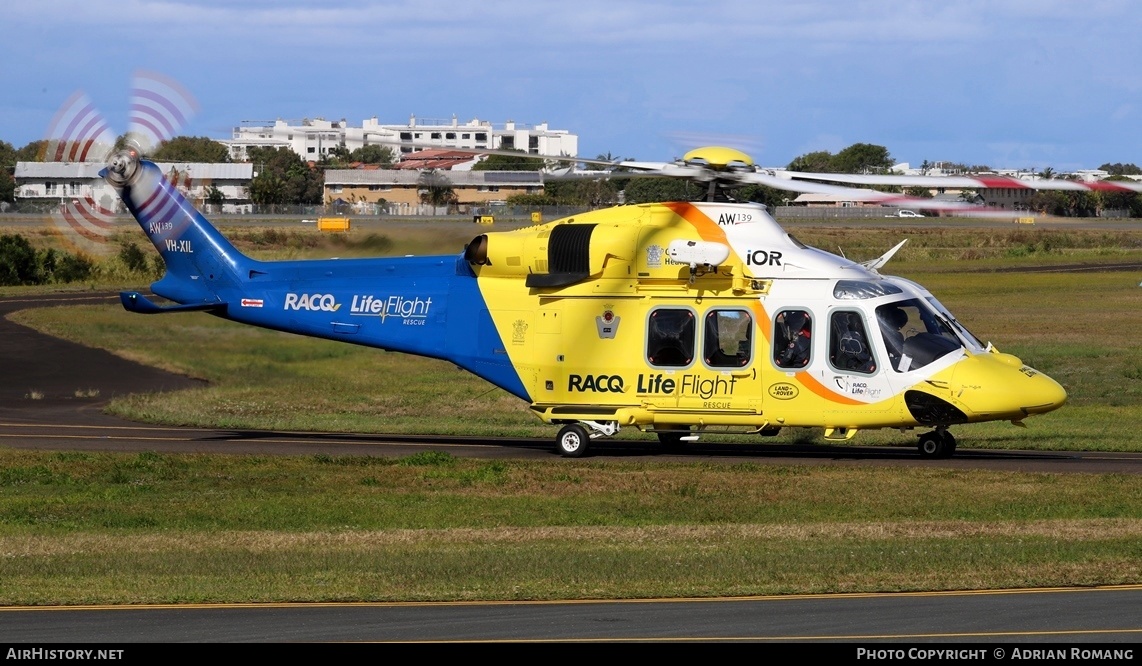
(392, 149, 479, 170)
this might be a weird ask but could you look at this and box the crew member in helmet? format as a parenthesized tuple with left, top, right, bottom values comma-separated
(877, 305, 909, 370)
(776, 311, 812, 368)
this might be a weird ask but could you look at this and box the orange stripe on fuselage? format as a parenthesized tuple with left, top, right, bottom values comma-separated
(752, 273, 863, 406)
(796, 371, 865, 405)
(751, 301, 772, 344)
(663, 202, 727, 243)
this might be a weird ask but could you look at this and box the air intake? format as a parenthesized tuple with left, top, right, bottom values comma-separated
(525, 224, 595, 288)
(905, 390, 968, 426)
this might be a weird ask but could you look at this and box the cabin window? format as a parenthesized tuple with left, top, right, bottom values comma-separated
(704, 309, 752, 368)
(647, 308, 695, 367)
(829, 311, 876, 374)
(773, 309, 812, 369)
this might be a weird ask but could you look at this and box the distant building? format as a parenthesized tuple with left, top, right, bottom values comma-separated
(15, 162, 253, 213)
(223, 115, 578, 163)
(791, 193, 882, 208)
(389, 149, 480, 171)
(324, 168, 544, 214)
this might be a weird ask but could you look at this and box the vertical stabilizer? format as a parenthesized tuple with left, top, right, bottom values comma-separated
(107, 154, 252, 305)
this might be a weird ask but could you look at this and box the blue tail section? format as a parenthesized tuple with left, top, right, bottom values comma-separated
(113, 158, 531, 401)
(120, 160, 253, 306)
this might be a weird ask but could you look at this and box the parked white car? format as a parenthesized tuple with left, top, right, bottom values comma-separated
(885, 209, 925, 218)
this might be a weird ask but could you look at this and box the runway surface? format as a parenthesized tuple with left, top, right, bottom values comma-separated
(3, 587, 1141, 643)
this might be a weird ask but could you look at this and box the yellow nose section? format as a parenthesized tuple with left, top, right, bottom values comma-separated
(949, 353, 1067, 421)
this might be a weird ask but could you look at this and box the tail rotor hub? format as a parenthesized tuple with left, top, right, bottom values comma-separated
(105, 148, 141, 187)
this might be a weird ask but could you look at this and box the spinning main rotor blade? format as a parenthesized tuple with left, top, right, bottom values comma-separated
(378, 141, 1033, 213)
(376, 140, 620, 168)
(734, 171, 1017, 214)
(776, 171, 1142, 193)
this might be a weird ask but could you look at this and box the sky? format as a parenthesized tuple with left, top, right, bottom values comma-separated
(4, 0, 1140, 172)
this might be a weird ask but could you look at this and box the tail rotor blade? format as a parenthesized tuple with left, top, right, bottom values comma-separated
(126, 69, 199, 154)
(43, 92, 116, 164)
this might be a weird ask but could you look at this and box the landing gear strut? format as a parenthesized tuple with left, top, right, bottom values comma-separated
(917, 428, 957, 459)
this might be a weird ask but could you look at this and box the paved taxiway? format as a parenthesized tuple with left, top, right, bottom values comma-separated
(2, 587, 1142, 642)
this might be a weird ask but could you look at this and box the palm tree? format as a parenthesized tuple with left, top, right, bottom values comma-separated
(417, 169, 457, 210)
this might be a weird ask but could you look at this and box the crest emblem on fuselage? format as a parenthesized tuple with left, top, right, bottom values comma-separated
(512, 319, 528, 345)
(646, 244, 664, 268)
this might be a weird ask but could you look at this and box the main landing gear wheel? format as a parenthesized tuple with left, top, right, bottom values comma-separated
(917, 429, 957, 459)
(656, 430, 688, 451)
(556, 423, 590, 458)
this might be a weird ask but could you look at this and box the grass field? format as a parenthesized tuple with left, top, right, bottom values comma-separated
(2, 221, 1141, 604)
(2, 449, 1141, 604)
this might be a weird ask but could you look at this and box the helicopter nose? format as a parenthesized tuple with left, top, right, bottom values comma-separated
(949, 352, 1067, 421)
(1014, 369, 1068, 416)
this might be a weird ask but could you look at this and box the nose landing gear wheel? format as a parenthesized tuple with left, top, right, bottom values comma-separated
(917, 429, 957, 459)
(556, 423, 590, 458)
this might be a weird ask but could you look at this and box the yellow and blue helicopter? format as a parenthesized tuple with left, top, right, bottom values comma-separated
(48, 74, 1079, 458)
(98, 141, 1069, 459)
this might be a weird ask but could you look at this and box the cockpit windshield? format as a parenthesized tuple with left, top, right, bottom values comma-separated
(925, 297, 986, 352)
(875, 298, 965, 373)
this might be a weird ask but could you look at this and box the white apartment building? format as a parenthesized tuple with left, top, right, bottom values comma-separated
(223, 115, 578, 163)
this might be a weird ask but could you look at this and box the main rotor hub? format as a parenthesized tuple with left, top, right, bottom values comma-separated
(681, 146, 755, 171)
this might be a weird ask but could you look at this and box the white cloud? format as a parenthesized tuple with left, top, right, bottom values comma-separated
(6, 0, 1140, 167)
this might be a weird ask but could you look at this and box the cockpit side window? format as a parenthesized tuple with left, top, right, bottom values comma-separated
(876, 300, 962, 373)
(773, 309, 812, 369)
(647, 308, 695, 367)
(704, 309, 752, 368)
(829, 311, 876, 374)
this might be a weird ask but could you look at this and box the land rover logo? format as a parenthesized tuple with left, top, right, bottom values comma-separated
(768, 383, 799, 400)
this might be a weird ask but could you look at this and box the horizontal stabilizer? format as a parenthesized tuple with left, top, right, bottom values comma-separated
(119, 291, 225, 315)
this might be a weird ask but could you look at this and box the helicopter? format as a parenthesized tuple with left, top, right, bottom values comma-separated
(45, 76, 1073, 459)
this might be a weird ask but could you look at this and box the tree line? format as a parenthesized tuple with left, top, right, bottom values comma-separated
(2, 135, 1139, 216)
(0, 136, 394, 208)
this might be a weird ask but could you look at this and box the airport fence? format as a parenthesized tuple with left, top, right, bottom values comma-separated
(2, 201, 1137, 223)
